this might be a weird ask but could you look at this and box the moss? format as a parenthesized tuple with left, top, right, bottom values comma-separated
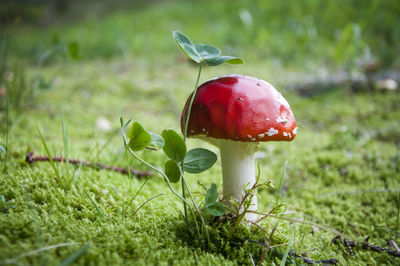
(2, 68, 400, 264)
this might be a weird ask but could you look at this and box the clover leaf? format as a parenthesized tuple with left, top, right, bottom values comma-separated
(204, 183, 225, 216)
(173, 31, 243, 66)
(183, 148, 217, 174)
(162, 129, 186, 162)
(128, 122, 152, 151)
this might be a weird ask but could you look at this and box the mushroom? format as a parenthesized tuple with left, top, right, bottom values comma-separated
(181, 74, 297, 221)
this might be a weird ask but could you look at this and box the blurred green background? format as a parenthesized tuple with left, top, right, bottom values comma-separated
(2, 0, 400, 69)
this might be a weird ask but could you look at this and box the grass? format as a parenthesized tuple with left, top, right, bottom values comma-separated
(1, 0, 400, 265)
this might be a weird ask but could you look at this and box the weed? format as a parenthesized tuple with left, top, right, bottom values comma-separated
(85, 191, 107, 222)
(59, 244, 90, 266)
(280, 226, 295, 265)
(38, 129, 62, 187)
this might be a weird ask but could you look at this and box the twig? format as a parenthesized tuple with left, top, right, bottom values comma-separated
(317, 188, 400, 198)
(25, 151, 152, 178)
(332, 235, 400, 258)
(348, 222, 361, 236)
(246, 239, 339, 264)
(344, 238, 354, 256)
(388, 240, 400, 253)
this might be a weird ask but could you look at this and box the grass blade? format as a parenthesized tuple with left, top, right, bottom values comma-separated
(85, 191, 106, 222)
(71, 161, 83, 186)
(59, 243, 90, 266)
(2, 84, 9, 172)
(132, 193, 164, 217)
(61, 114, 71, 187)
(275, 160, 288, 207)
(4, 242, 78, 264)
(396, 191, 400, 239)
(280, 226, 295, 266)
(125, 177, 150, 215)
(249, 252, 256, 266)
(38, 129, 62, 185)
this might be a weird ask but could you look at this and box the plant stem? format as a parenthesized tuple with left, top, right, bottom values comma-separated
(183, 63, 202, 142)
(180, 63, 208, 242)
(120, 118, 134, 216)
(179, 167, 210, 245)
(132, 193, 164, 217)
(396, 191, 400, 239)
(249, 210, 359, 241)
(181, 175, 189, 230)
(61, 114, 71, 189)
(2, 84, 9, 173)
(127, 147, 192, 208)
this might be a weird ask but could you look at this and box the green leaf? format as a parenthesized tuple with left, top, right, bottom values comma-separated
(164, 160, 181, 183)
(195, 43, 221, 59)
(172, 31, 201, 63)
(148, 132, 164, 150)
(206, 202, 225, 216)
(183, 148, 217, 174)
(205, 183, 219, 206)
(205, 56, 244, 66)
(162, 129, 186, 162)
(128, 122, 151, 151)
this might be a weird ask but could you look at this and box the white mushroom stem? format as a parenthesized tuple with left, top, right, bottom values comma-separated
(218, 139, 258, 221)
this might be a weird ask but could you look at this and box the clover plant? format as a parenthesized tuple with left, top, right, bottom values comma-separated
(121, 31, 243, 243)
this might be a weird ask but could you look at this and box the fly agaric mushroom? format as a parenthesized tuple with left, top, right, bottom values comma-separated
(181, 74, 297, 221)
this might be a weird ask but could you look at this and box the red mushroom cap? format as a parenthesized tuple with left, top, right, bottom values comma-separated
(181, 74, 297, 142)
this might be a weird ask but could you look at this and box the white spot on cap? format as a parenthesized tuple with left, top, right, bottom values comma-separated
(266, 128, 278, 136)
(257, 133, 265, 139)
(293, 127, 298, 135)
(247, 135, 252, 139)
(252, 138, 256, 141)
(266, 118, 270, 121)
(276, 116, 288, 124)
(283, 132, 292, 139)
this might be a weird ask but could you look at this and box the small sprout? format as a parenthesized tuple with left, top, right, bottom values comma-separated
(173, 31, 243, 66)
(204, 183, 225, 216)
